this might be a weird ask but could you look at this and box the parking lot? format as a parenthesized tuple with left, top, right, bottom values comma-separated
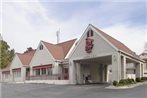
(1, 83, 147, 98)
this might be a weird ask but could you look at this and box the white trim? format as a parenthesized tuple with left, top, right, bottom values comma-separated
(29, 41, 55, 67)
(10, 54, 23, 69)
(68, 25, 90, 58)
(120, 53, 143, 63)
(119, 50, 144, 63)
(68, 24, 118, 59)
(41, 41, 56, 61)
(65, 39, 78, 59)
(90, 25, 119, 51)
(71, 52, 114, 61)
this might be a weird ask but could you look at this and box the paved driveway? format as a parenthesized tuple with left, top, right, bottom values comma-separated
(1, 83, 147, 98)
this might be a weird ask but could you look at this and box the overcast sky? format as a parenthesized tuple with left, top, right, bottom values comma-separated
(1, 0, 147, 55)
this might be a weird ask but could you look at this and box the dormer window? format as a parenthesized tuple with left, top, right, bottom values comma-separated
(87, 29, 94, 37)
(39, 44, 43, 50)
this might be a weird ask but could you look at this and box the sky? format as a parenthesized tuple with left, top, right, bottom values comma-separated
(0, 0, 147, 55)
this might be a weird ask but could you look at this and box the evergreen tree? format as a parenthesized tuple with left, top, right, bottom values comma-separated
(0, 40, 15, 69)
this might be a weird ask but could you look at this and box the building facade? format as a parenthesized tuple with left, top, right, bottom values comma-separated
(0, 24, 145, 84)
(139, 53, 147, 77)
(68, 24, 145, 84)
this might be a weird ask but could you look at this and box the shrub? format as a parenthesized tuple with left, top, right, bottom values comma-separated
(128, 78, 133, 84)
(141, 77, 147, 81)
(113, 78, 138, 86)
(136, 77, 141, 82)
(119, 79, 128, 85)
(113, 81, 118, 86)
(131, 79, 135, 83)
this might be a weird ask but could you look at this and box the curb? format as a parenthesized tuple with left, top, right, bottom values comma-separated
(106, 82, 147, 89)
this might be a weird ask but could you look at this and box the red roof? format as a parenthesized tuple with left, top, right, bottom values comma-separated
(17, 50, 36, 65)
(91, 24, 139, 59)
(42, 39, 76, 60)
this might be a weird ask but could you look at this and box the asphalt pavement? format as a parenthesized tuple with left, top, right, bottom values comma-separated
(1, 83, 147, 98)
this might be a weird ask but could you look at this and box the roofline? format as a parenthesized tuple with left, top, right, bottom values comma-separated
(68, 24, 92, 58)
(40, 41, 56, 61)
(90, 24, 142, 62)
(90, 24, 119, 51)
(64, 39, 78, 59)
(56, 38, 77, 45)
(118, 50, 145, 63)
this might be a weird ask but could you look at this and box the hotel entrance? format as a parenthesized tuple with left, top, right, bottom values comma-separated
(74, 55, 112, 84)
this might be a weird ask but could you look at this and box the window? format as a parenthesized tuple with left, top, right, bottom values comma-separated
(47, 68, 52, 75)
(87, 32, 90, 37)
(5, 73, 9, 79)
(64, 68, 68, 74)
(35, 69, 40, 76)
(39, 44, 43, 50)
(87, 30, 94, 37)
(134, 70, 136, 74)
(13, 71, 21, 78)
(90, 30, 93, 36)
(42, 68, 46, 75)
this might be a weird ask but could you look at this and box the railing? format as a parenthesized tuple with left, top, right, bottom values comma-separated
(26, 74, 69, 80)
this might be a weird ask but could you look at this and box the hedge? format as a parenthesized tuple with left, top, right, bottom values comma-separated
(113, 77, 147, 86)
(141, 77, 147, 81)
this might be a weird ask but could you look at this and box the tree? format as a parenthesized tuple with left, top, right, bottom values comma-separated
(0, 40, 15, 69)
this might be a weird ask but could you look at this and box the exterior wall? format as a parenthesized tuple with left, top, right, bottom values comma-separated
(25, 80, 69, 85)
(30, 42, 55, 76)
(10, 55, 25, 82)
(126, 63, 136, 79)
(1, 72, 11, 82)
(107, 64, 112, 82)
(139, 53, 147, 77)
(70, 28, 116, 59)
(82, 63, 103, 83)
(126, 69, 136, 80)
(12, 69, 22, 82)
(0, 71, 1, 82)
(111, 53, 121, 82)
(69, 27, 118, 84)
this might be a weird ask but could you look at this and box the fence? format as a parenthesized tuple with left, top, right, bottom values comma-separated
(26, 74, 68, 80)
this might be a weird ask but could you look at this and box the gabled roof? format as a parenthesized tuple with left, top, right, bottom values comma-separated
(42, 39, 77, 60)
(17, 50, 36, 65)
(90, 24, 139, 59)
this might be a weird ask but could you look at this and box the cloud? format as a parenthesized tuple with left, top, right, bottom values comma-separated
(1, 0, 146, 55)
(2, 0, 61, 52)
(102, 23, 146, 54)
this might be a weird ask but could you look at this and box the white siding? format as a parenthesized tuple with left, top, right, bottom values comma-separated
(70, 28, 116, 59)
(30, 42, 55, 76)
(11, 55, 23, 69)
(30, 42, 54, 67)
(10, 55, 24, 82)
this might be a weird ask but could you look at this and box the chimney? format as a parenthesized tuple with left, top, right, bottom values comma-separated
(24, 47, 33, 53)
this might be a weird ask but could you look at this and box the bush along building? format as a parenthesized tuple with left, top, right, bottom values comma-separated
(0, 24, 146, 84)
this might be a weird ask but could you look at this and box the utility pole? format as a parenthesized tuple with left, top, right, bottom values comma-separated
(56, 29, 60, 44)
(144, 42, 147, 53)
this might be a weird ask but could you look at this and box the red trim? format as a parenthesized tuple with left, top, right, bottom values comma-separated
(12, 68, 21, 71)
(2, 71, 10, 74)
(33, 64, 52, 69)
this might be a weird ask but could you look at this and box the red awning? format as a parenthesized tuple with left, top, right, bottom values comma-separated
(33, 64, 52, 69)
(12, 68, 21, 71)
(2, 71, 10, 74)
